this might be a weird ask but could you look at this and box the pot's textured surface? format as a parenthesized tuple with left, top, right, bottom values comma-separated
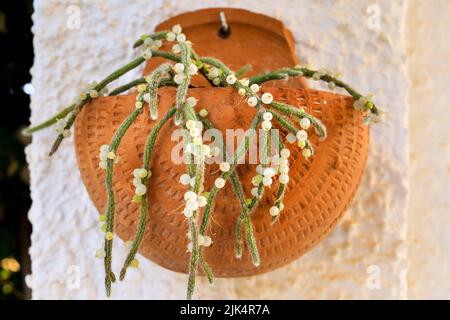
(74, 87, 368, 275)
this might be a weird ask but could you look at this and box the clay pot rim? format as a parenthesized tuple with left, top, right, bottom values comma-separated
(154, 7, 299, 67)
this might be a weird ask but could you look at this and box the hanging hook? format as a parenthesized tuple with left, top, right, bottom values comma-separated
(218, 11, 231, 39)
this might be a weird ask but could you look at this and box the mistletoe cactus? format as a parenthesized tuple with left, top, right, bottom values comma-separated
(25, 24, 382, 299)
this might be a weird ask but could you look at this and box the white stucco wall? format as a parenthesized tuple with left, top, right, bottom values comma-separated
(406, 0, 450, 299)
(27, 0, 446, 299)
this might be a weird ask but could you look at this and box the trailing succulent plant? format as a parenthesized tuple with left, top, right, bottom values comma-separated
(25, 24, 382, 299)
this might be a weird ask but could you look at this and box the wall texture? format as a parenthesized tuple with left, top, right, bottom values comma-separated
(27, 0, 411, 299)
(406, 0, 450, 299)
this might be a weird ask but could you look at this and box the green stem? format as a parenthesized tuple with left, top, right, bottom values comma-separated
(23, 105, 74, 135)
(269, 102, 327, 139)
(119, 106, 176, 281)
(199, 113, 262, 235)
(147, 63, 174, 119)
(200, 117, 259, 265)
(133, 31, 169, 48)
(176, 43, 192, 110)
(48, 56, 147, 156)
(250, 67, 380, 116)
(183, 104, 205, 300)
(235, 64, 252, 78)
(103, 107, 144, 297)
(270, 109, 314, 155)
(271, 139, 287, 224)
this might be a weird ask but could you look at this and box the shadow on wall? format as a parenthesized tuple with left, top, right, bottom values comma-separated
(0, 0, 33, 300)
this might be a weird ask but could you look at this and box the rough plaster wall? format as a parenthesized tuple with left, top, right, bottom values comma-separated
(406, 0, 450, 299)
(27, 0, 409, 299)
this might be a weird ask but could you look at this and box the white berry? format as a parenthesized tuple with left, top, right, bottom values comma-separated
(198, 196, 207, 207)
(250, 84, 260, 93)
(261, 92, 273, 104)
(279, 174, 289, 184)
(176, 33, 186, 43)
(209, 68, 219, 78)
(186, 96, 197, 107)
(263, 112, 273, 121)
(174, 74, 184, 84)
(269, 206, 280, 216)
(166, 32, 176, 42)
(296, 130, 308, 141)
(239, 78, 250, 86)
(247, 97, 258, 107)
(226, 74, 237, 85)
(261, 120, 272, 131)
(280, 148, 290, 158)
(215, 178, 225, 189)
(219, 162, 230, 172)
(184, 191, 197, 201)
(135, 184, 147, 196)
(189, 64, 198, 75)
(172, 24, 182, 34)
(302, 148, 312, 158)
(183, 209, 193, 218)
(173, 63, 185, 74)
(203, 236, 212, 247)
(263, 176, 272, 186)
(300, 118, 311, 130)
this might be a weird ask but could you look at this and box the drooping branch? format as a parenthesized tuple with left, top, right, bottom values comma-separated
(250, 67, 381, 117)
(48, 56, 147, 156)
(102, 106, 144, 297)
(199, 113, 262, 235)
(119, 106, 176, 281)
(199, 117, 260, 265)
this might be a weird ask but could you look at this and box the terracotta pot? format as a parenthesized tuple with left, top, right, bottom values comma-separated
(74, 8, 369, 277)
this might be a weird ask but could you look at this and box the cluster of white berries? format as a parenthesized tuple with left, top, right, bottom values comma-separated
(186, 119, 202, 138)
(54, 111, 73, 138)
(261, 111, 273, 131)
(284, 116, 313, 158)
(211, 162, 230, 190)
(264, 149, 290, 217)
(184, 119, 219, 160)
(142, 36, 162, 60)
(208, 67, 222, 86)
(167, 25, 193, 54)
(182, 190, 207, 218)
(278, 148, 291, 185)
(293, 64, 343, 91)
(98, 144, 118, 170)
(246, 92, 273, 108)
(166, 24, 185, 43)
(132, 168, 150, 203)
(78, 81, 107, 103)
(353, 94, 375, 111)
(173, 62, 198, 84)
(135, 84, 149, 110)
(312, 68, 327, 81)
(187, 233, 212, 252)
(95, 213, 107, 258)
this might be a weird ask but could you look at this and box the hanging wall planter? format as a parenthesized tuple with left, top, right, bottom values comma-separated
(25, 8, 381, 299)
